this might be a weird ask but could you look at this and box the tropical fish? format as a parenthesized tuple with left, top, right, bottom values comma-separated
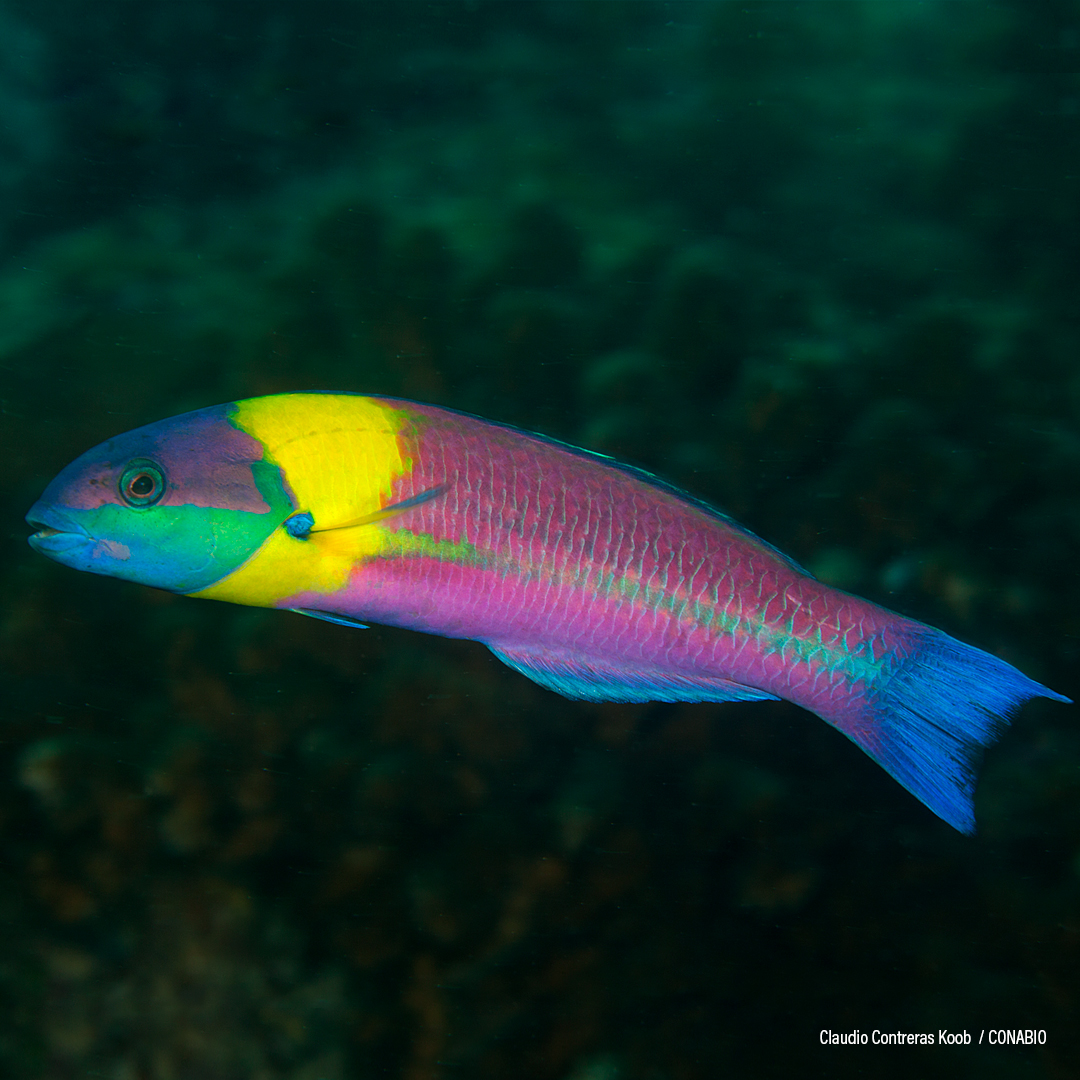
(26, 393, 1069, 833)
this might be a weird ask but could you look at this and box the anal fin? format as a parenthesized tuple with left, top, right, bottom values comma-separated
(487, 644, 777, 705)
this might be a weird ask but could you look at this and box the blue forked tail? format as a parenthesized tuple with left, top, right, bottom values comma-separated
(818, 627, 1071, 834)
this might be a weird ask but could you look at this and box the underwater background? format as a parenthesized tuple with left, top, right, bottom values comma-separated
(1, 1, 1078, 1077)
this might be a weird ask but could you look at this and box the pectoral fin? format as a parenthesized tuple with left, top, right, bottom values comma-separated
(315, 483, 449, 532)
(284, 484, 449, 540)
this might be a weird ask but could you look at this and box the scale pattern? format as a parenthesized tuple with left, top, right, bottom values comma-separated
(281, 403, 917, 712)
(277, 399, 1067, 834)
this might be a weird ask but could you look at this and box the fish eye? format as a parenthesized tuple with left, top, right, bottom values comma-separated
(119, 460, 166, 508)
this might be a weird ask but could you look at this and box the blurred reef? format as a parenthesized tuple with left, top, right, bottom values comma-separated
(1, 2, 1079, 1078)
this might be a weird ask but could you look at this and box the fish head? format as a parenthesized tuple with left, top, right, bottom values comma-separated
(26, 403, 295, 593)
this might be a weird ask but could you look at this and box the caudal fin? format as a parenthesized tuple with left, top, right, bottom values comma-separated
(819, 627, 1070, 834)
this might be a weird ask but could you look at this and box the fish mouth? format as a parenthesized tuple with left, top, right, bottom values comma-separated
(26, 507, 90, 555)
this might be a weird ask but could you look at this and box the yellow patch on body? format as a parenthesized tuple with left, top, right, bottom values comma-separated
(191, 393, 413, 607)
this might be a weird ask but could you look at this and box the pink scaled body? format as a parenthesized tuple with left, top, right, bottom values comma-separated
(287, 403, 918, 725)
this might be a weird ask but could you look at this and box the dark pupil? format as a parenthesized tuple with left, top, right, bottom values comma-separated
(129, 473, 154, 496)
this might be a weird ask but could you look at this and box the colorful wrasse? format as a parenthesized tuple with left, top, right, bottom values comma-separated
(26, 393, 1070, 833)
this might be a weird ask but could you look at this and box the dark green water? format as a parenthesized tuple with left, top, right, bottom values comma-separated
(1, 2, 1078, 1077)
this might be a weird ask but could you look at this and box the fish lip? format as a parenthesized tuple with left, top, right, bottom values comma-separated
(25, 506, 90, 555)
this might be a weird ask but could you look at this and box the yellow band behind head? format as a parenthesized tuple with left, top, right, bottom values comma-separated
(190, 393, 413, 606)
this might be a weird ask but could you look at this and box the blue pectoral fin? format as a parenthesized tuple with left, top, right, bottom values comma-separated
(289, 607, 369, 629)
(309, 484, 450, 534)
(487, 644, 778, 705)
